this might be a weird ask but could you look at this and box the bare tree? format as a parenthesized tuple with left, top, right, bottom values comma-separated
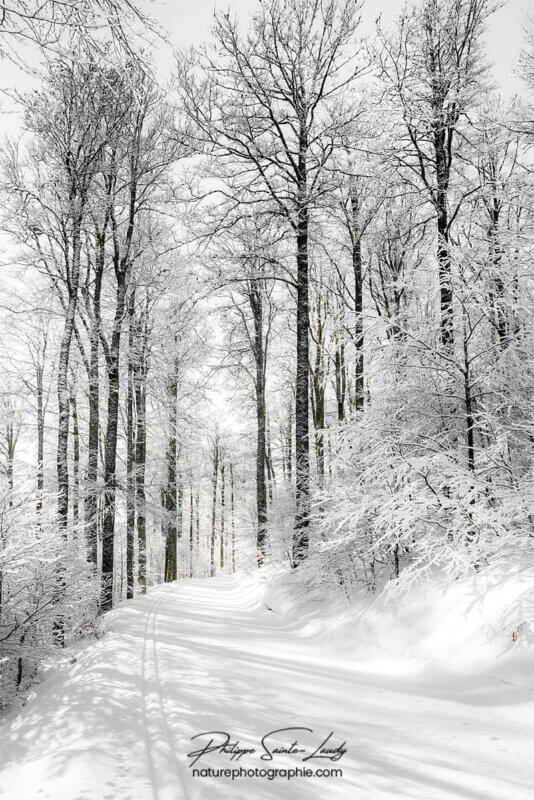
(0, 0, 155, 61)
(216, 220, 278, 567)
(377, 0, 495, 349)
(179, 0, 365, 566)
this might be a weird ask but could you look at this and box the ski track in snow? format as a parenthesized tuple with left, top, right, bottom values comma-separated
(141, 596, 186, 800)
(0, 574, 533, 800)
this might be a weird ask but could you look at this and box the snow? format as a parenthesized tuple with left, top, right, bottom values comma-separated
(0, 572, 533, 799)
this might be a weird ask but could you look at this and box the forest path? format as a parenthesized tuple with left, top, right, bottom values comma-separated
(0, 574, 533, 800)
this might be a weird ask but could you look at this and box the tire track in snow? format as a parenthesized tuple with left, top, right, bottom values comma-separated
(140, 596, 162, 800)
(140, 592, 186, 800)
(151, 591, 187, 797)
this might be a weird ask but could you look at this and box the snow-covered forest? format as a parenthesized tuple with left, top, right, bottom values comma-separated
(1, 0, 534, 731)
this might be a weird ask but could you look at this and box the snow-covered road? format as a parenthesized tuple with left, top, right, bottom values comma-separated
(0, 574, 533, 800)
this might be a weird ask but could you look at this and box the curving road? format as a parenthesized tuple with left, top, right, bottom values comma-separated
(0, 574, 533, 799)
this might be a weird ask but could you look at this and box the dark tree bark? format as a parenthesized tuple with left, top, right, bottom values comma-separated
(36, 359, 45, 515)
(134, 301, 149, 594)
(135, 368, 147, 594)
(293, 173, 311, 566)
(15, 632, 25, 690)
(100, 104, 144, 611)
(334, 332, 347, 422)
(248, 282, 268, 566)
(435, 138, 454, 350)
(55, 210, 84, 645)
(57, 213, 83, 535)
(462, 318, 476, 473)
(349, 185, 365, 409)
(266, 433, 275, 505)
(126, 294, 136, 598)
(85, 215, 109, 569)
(487, 200, 507, 346)
(285, 399, 293, 484)
(310, 292, 327, 481)
(164, 354, 179, 583)
(50, 61, 110, 541)
(101, 273, 128, 610)
(70, 388, 80, 530)
(4, 410, 17, 498)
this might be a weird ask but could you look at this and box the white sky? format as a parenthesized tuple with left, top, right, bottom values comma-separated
(153, 0, 532, 96)
(0, 0, 531, 134)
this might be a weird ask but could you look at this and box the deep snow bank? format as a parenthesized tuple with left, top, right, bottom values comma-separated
(264, 566, 534, 691)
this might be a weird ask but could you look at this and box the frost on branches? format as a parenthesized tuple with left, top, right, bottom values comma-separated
(1, 0, 534, 716)
(0, 487, 98, 706)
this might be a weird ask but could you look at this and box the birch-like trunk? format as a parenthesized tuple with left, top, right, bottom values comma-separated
(210, 440, 219, 577)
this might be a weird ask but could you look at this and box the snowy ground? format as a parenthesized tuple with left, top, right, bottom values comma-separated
(0, 573, 533, 800)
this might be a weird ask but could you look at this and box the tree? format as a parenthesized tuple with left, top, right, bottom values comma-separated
(163, 347, 180, 584)
(23, 58, 111, 538)
(214, 217, 279, 567)
(99, 74, 178, 610)
(179, 0, 366, 566)
(0, 0, 153, 60)
(377, 0, 495, 350)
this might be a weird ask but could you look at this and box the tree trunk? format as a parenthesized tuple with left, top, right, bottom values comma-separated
(266, 435, 275, 504)
(57, 214, 82, 532)
(219, 461, 225, 572)
(293, 164, 311, 566)
(177, 482, 183, 577)
(210, 439, 219, 577)
(126, 295, 136, 598)
(310, 296, 326, 481)
(286, 400, 293, 484)
(195, 489, 200, 551)
(164, 356, 178, 583)
(70, 389, 80, 532)
(463, 320, 476, 473)
(135, 333, 148, 595)
(36, 363, 44, 515)
(230, 462, 235, 573)
(100, 106, 142, 609)
(249, 283, 268, 566)
(488, 196, 507, 347)
(335, 333, 346, 422)
(101, 276, 127, 611)
(55, 210, 83, 642)
(189, 483, 194, 579)
(434, 128, 454, 350)
(350, 184, 364, 411)
(85, 231, 105, 568)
